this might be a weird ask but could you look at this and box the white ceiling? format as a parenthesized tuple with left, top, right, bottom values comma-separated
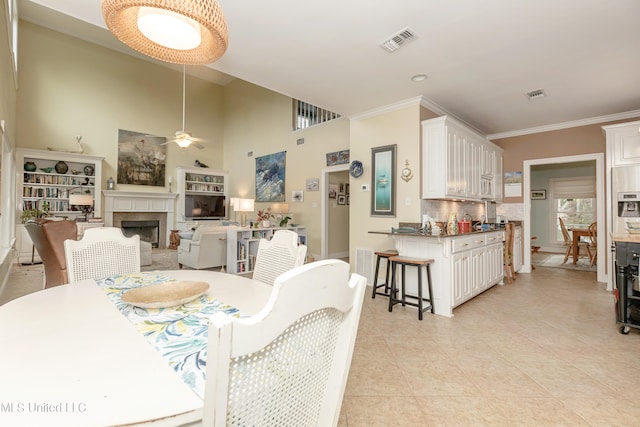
(20, 0, 640, 137)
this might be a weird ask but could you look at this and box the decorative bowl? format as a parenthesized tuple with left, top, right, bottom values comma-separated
(39, 167, 54, 173)
(626, 220, 640, 231)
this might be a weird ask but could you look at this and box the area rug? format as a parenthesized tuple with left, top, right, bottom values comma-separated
(142, 249, 224, 272)
(533, 253, 596, 272)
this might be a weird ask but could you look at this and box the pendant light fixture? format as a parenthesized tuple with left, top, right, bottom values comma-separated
(101, 0, 228, 65)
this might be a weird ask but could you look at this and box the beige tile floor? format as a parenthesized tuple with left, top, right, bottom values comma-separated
(3, 258, 640, 426)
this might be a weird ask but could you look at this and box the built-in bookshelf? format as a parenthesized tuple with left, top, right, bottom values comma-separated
(17, 148, 104, 218)
(176, 166, 228, 231)
(226, 227, 307, 275)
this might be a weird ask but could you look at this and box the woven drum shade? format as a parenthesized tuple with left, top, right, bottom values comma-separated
(101, 0, 228, 65)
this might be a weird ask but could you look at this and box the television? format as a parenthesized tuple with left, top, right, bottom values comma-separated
(185, 194, 226, 219)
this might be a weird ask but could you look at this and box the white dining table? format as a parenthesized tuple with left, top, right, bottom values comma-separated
(0, 270, 272, 427)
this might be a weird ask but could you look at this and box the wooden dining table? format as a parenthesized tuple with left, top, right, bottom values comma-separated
(569, 227, 590, 264)
(0, 270, 272, 427)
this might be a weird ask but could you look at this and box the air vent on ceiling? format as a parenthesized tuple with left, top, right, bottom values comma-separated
(381, 27, 418, 53)
(525, 89, 547, 100)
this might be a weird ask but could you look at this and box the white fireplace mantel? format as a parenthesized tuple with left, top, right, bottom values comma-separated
(103, 191, 178, 245)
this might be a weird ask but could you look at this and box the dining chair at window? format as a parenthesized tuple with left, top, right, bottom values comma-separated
(559, 217, 589, 264)
(64, 227, 140, 283)
(252, 230, 307, 286)
(24, 218, 78, 289)
(202, 259, 367, 427)
(585, 221, 597, 267)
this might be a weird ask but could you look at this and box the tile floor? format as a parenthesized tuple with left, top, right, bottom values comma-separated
(3, 258, 640, 426)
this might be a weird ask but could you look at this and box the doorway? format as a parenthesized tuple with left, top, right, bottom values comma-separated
(523, 153, 606, 284)
(321, 164, 350, 259)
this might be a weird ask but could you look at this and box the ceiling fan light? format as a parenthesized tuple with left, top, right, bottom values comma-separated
(175, 138, 192, 148)
(137, 7, 201, 50)
(101, 0, 228, 65)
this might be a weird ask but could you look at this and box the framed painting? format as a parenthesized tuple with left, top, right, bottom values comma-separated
(117, 129, 166, 186)
(326, 149, 350, 166)
(531, 190, 546, 200)
(328, 184, 338, 199)
(255, 151, 286, 202)
(370, 144, 396, 217)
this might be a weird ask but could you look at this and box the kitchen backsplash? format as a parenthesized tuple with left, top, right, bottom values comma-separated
(420, 200, 524, 222)
(497, 203, 524, 221)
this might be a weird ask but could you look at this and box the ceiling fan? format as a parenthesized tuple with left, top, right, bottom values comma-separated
(164, 65, 205, 149)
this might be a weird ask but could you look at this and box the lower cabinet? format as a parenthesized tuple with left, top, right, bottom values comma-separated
(451, 234, 504, 308)
(393, 230, 505, 317)
(513, 226, 522, 272)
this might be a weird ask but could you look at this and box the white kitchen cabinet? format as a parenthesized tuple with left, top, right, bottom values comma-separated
(391, 230, 504, 317)
(603, 120, 640, 167)
(513, 226, 522, 272)
(422, 116, 503, 201)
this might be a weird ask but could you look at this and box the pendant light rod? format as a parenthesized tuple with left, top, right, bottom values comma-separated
(182, 64, 186, 132)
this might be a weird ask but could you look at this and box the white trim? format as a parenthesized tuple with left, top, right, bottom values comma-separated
(523, 153, 606, 284)
(348, 96, 423, 121)
(488, 110, 640, 140)
(321, 164, 349, 260)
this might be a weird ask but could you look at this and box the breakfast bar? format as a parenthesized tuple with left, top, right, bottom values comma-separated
(370, 229, 505, 317)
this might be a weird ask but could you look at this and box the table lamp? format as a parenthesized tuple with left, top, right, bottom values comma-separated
(237, 198, 254, 227)
(69, 193, 94, 222)
(271, 203, 291, 227)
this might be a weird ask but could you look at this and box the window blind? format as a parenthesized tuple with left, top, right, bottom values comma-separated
(550, 176, 596, 199)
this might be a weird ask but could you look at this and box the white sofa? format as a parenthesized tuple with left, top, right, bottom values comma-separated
(178, 225, 237, 270)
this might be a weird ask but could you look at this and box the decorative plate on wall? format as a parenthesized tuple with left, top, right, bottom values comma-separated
(349, 160, 363, 178)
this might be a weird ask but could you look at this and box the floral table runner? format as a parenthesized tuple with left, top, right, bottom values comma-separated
(95, 272, 239, 399)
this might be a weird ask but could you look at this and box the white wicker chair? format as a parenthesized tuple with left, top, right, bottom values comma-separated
(202, 259, 366, 427)
(64, 227, 140, 283)
(252, 230, 307, 285)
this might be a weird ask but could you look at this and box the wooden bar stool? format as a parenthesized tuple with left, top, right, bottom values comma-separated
(371, 249, 398, 298)
(388, 255, 434, 320)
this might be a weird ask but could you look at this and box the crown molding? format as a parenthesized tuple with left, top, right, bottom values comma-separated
(348, 97, 423, 121)
(487, 110, 640, 140)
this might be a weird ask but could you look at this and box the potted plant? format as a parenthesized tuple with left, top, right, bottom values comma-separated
(21, 208, 47, 224)
(256, 208, 275, 228)
(279, 215, 292, 227)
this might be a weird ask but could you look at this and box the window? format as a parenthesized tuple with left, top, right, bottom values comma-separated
(293, 100, 341, 131)
(550, 176, 596, 243)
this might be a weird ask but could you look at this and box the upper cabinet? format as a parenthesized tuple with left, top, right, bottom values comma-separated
(603, 120, 640, 167)
(421, 116, 503, 202)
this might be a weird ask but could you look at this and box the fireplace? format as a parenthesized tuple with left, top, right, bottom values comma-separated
(121, 220, 160, 248)
(103, 191, 178, 249)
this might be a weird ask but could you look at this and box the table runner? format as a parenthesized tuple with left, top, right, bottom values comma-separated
(96, 272, 240, 399)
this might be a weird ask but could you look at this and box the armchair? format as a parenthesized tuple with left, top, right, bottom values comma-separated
(178, 226, 232, 270)
(24, 218, 78, 289)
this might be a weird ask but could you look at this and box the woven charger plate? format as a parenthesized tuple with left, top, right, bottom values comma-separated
(122, 281, 210, 309)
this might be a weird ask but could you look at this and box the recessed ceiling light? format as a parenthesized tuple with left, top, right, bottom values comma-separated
(411, 74, 428, 82)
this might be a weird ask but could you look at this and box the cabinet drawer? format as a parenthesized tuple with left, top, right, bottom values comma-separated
(451, 235, 486, 253)
(485, 231, 505, 245)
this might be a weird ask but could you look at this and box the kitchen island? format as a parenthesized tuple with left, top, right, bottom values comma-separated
(370, 229, 505, 317)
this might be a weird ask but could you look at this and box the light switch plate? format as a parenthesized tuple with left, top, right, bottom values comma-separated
(361, 184, 369, 191)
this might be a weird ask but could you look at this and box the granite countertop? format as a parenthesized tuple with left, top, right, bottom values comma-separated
(369, 228, 504, 239)
(611, 232, 640, 243)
